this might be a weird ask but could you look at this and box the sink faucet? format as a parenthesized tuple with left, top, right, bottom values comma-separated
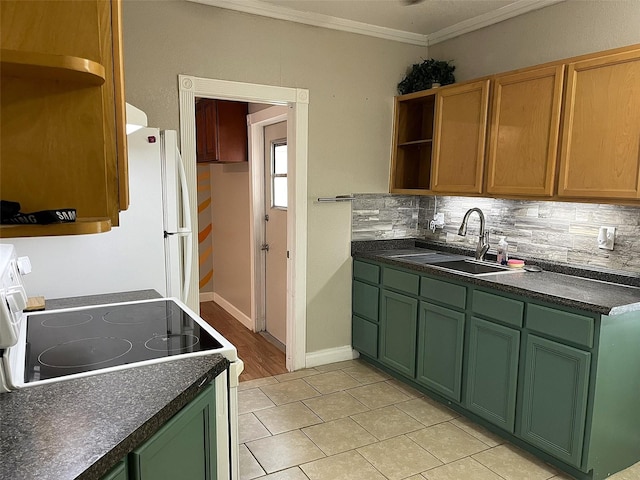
(458, 208, 490, 261)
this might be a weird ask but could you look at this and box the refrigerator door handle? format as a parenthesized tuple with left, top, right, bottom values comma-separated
(176, 147, 192, 233)
(182, 232, 193, 303)
(175, 147, 193, 303)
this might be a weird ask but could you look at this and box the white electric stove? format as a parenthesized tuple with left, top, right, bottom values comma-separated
(0, 244, 243, 479)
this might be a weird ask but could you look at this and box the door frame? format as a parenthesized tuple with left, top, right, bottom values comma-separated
(247, 106, 288, 335)
(178, 75, 309, 372)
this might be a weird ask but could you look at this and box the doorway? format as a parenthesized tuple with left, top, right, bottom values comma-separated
(178, 75, 309, 372)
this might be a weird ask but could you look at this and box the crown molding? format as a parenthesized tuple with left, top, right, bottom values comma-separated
(187, 0, 428, 46)
(188, 0, 564, 47)
(427, 0, 565, 46)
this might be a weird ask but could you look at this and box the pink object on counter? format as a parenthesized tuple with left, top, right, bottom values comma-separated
(507, 259, 525, 268)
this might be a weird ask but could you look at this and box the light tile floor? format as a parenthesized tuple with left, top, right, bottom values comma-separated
(238, 359, 640, 480)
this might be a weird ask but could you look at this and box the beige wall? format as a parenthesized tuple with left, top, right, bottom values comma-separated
(122, 0, 425, 353)
(210, 163, 252, 316)
(197, 164, 214, 295)
(429, 0, 640, 81)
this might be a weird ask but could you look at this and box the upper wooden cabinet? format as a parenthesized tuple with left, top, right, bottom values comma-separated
(389, 91, 436, 193)
(0, 0, 127, 238)
(486, 66, 564, 197)
(195, 99, 248, 163)
(431, 80, 489, 194)
(390, 43, 640, 204)
(558, 49, 640, 200)
(389, 81, 489, 195)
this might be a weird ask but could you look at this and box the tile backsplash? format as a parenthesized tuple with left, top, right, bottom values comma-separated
(351, 194, 640, 275)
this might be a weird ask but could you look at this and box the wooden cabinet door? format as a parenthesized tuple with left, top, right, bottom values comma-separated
(519, 334, 591, 468)
(466, 317, 520, 432)
(379, 289, 418, 377)
(558, 48, 640, 199)
(486, 66, 564, 196)
(217, 100, 248, 163)
(431, 80, 490, 194)
(131, 384, 217, 480)
(196, 99, 219, 163)
(416, 302, 465, 401)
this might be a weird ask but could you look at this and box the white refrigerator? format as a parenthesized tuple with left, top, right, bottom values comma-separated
(0, 128, 196, 310)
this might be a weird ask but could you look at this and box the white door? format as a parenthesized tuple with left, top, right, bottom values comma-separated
(263, 121, 287, 345)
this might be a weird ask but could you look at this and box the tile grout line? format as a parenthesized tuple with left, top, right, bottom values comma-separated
(240, 360, 571, 480)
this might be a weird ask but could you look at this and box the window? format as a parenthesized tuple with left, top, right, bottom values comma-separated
(271, 141, 287, 208)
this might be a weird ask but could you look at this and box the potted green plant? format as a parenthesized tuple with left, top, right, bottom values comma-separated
(397, 59, 456, 95)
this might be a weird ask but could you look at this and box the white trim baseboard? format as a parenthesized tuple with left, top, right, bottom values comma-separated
(200, 292, 215, 303)
(305, 346, 359, 368)
(213, 293, 254, 331)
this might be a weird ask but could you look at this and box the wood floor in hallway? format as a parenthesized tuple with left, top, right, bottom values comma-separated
(199, 301, 288, 381)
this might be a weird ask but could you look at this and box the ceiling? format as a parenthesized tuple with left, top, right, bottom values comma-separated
(190, 0, 563, 46)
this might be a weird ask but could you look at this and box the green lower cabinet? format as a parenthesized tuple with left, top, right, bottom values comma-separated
(130, 384, 217, 480)
(416, 302, 465, 401)
(379, 289, 418, 377)
(352, 315, 378, 358)
(101, 460, 128, 480)
(465, 316, 520, 432)
(519, 334, 591, 468)
(353, 280, 379, 322)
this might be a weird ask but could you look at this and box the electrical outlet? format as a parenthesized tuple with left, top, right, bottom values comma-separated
(429, 212, 445, 233)
(597, 226, 615, 250)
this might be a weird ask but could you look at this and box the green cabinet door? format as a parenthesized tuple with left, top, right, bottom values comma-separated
(130, 384, 217, 480)
(101, 460, 128, 480)
(519, 334, 591, 468)
(466, 316, 520, 432)
(416, 302, 465, 401)
(353, 279, 379, 322)
(379, 289, 418, 377)
(352, 315, 378, 358)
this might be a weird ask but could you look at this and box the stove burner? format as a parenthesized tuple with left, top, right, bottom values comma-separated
(41, 312, 93, 328)
(103, 303, 171, 325)
(38, 337, 133, 368)
(145, 334, 199, 353)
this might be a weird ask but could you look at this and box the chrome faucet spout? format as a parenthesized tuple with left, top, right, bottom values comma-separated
(458, 208, 489, 261)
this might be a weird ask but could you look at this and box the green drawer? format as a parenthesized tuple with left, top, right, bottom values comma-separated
(352, 315, 378, 358)
(527, 304, 594, 348)
(383, 268, 419, 296)
(354, 260, 380, 284)
(353, 280, 379, 322)
(420, 277, 466, 309)
(472, 290, 524, 328)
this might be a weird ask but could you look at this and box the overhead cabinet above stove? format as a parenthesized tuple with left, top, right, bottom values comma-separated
(0, 0, 128, 238)
(389, 43, 640, 204)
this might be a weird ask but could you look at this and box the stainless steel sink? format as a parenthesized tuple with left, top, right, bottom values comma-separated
(387, 250, 440, 258)
(389, 253, 441, 263)
(387, 251, 459, 265)
(430, 259, 522, 276)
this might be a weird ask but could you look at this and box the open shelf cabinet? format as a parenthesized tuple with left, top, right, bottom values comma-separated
(390, 91, 436, 193)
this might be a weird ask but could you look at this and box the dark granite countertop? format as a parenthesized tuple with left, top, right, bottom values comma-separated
(0, 290, 230, 480)
(352, 240, 640, 316)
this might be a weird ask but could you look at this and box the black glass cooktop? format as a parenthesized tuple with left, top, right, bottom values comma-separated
(24, 300, 222, 383)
